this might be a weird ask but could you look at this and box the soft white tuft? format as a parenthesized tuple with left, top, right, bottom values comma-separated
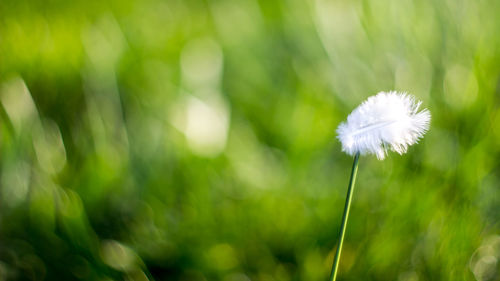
(337, 91, 431, 160)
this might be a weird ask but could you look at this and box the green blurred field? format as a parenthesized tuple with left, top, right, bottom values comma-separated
(1, 0, 500, 280)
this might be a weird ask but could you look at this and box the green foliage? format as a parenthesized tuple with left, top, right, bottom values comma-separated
(0, 0, 499, 280)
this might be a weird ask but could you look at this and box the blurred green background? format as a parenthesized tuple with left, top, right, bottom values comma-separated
(1, 0, 499, 280)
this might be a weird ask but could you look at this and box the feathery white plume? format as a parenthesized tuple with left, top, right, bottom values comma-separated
(337, 91, 430, 160)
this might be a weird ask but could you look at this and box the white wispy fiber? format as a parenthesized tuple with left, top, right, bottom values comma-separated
(337, 91, 431, 160)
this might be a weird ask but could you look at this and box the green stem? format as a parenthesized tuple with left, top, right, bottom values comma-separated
(329, 152, 360, 281)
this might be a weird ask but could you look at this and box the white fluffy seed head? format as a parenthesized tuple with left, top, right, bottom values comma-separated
(337, 91, 431, 160)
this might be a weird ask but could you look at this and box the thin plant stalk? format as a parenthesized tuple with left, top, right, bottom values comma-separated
(329, 152, 360, 281)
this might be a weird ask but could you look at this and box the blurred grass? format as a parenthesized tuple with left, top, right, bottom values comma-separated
(0, 0, 500, 280)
